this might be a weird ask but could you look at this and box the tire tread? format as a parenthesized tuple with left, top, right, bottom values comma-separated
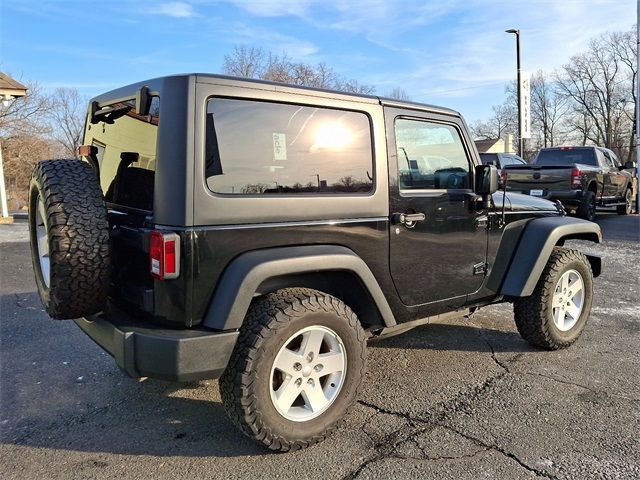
(219, 288, 366, 452)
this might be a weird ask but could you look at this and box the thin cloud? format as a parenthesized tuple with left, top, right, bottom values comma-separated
(155, 2, 195, 18)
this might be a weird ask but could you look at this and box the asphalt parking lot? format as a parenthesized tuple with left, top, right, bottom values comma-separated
(1, 213, 639, 479)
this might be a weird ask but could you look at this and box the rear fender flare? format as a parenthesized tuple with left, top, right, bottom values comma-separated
(202, 245, 396, 330)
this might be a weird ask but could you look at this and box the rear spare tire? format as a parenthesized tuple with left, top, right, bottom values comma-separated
(29, 159, 111, 319)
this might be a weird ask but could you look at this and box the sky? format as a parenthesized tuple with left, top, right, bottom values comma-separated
(0, 0, 636, 123)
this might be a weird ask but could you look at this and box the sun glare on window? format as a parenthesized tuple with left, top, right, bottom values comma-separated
(311, 122, 352, 152)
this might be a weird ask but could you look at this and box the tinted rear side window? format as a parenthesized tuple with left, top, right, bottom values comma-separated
(534, 148, 597, 166)
(84, 96, 160, 211)
(205, 98, 373, 194)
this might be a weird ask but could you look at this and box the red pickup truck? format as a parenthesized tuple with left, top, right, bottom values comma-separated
(503, 146, 636, 221)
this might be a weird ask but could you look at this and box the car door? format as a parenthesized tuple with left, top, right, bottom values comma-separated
(605, 150, 628, 198)
(385, 107, 489, 308)
(597, 149, 619, 199)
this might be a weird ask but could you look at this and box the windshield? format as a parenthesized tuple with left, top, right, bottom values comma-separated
(534, 148, 597, 166)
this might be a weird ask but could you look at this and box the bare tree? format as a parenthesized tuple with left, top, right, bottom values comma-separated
(2, 134, 58, 208)
(0, 81, 53, 137)
(222, 45, 375, 94)
(222, 46, 266, 78)
(386, 87, 411, 101)
(556, 30, 634, 158)
(470, 102, 517, 140)
(49, 87, 85, 158)
(529, 70, 569, 148)
(607, 28, 637, 162)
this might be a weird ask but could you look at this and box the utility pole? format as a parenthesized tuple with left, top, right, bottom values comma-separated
(636, 14, 639, 211)
(506, 29, 523, 157)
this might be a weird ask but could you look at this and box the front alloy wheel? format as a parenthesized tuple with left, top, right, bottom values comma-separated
(551, 269, 584, 331)
(514, 247, 593, 350)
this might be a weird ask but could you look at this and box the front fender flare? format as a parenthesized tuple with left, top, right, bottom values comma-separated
(202, 245, 396, 330)
(499, 216, 602, 297)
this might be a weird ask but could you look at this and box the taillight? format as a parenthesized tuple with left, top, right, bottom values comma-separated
(149, 231, 180, 280)
(571, 168, 582, 189)
(500, 169, 508, 184)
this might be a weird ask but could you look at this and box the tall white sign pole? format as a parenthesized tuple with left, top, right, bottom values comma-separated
(636, 10, 639, 211)
(0, 141, 9, 220)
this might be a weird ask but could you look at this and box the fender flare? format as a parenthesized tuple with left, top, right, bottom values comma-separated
(499, 216, 602, 297)
(202, 245, 397, 330)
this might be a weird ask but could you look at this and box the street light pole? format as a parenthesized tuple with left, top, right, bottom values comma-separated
(506, 28, 523, 157)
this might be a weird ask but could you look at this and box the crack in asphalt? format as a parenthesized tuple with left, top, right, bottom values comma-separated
(344, 334, 561, 480)
(477, 327, 639, 403)
(437, 423, 557, 479)
(521, 371, 640, 403)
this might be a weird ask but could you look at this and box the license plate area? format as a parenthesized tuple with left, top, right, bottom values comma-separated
(530, 189, 544, 196)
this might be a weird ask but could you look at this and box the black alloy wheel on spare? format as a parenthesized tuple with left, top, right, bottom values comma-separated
(28, 159, 111, 319)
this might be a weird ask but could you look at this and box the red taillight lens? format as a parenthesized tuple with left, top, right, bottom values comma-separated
(500, 169, 508, 186)
(571, 168, 582, 189)
(165, 240, 176, 275)
(149, 231, 180, 280)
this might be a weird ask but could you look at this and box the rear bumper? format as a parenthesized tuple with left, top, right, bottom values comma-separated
(74, 310, 238, 382)
(546, 190, 583, 205)
(509, 188, 583, 207)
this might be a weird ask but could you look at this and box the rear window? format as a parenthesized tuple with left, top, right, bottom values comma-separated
(533, 148, 597, 166)
(205, 98, 374, 195)
(84, 96, 160, 211)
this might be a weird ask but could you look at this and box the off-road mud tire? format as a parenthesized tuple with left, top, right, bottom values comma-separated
(616, 188, 633, 215)
(28, 159, 110, 319)
(219, 288, 367, 451)
(576, 191, 597, 221)
(513, 247, 593, 350)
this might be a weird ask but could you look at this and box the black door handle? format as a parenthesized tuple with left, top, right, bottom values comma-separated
(391, 212, 426, 227)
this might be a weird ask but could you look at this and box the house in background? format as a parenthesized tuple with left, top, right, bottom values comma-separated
(0, 72, 28, 224)
(474, 133, 515, 154)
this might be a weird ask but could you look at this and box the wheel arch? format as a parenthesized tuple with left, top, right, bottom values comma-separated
(202, 245, 396, 331)
(498, 216, 602, 298)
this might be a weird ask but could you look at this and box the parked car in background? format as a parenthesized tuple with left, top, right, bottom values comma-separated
(479, 152, 527, 169)
(503, 146, 635, 221)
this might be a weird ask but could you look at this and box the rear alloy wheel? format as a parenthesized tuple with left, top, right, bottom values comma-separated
(576, 191, 596, 222)
(220, 288, 366, 451)
(616, 188, 633, 215)
(514, 247, 593, 350)
(270, 325, 347, 422)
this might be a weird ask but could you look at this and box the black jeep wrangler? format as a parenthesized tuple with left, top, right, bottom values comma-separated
(28, 74, 602, 451)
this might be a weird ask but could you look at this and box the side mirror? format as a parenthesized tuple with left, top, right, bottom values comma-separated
(475, 164, 499, 196)
(475, 164, 499, 209)
(624, 160, 635, 169)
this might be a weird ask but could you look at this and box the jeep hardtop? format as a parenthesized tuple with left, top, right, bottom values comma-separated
(28, 74, 602, 451)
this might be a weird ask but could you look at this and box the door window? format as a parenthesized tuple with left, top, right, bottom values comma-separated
(395, 119, 470, 190)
